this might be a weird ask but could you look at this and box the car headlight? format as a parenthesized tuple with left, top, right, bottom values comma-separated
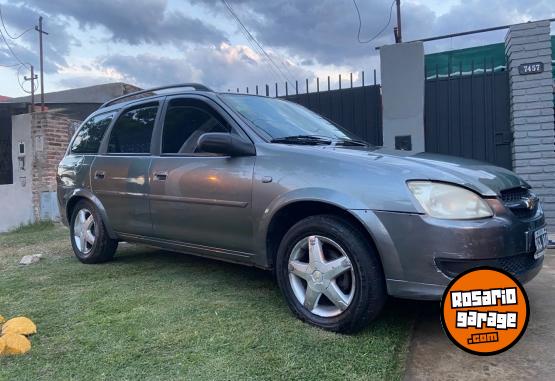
(407, 181, 493, 219)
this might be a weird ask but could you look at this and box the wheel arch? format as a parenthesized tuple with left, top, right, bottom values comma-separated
(263, 200, 383, 273)
(66, 189, 118, 239)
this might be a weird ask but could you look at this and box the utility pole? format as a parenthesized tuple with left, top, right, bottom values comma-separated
(23, 65, 38, 113)
(394, 0, 402, 43)
(35, 16, 48, 112)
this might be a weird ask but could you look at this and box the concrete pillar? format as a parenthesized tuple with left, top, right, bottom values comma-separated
(380, 41, 425, 153)
(505, 21, 555, 231)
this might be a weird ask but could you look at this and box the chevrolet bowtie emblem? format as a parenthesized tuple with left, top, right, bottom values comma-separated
(522, 194, 538, 210)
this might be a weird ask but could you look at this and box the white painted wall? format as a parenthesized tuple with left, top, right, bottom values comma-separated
(0, 114, 34, 232)
(380, 42, 425, 153)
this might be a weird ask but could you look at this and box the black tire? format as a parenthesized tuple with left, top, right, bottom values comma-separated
(276, 214, 386, 333)
(69, 199, 118, 264)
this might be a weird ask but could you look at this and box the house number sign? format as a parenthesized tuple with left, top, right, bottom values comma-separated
(518, 62, 544, 75)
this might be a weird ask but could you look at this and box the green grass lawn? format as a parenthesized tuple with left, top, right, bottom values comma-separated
(0, 223, 414, 380)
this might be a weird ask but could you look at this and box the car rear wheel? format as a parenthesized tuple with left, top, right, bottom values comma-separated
(276, 214, 386, 333)
(69, 200, 118, 264)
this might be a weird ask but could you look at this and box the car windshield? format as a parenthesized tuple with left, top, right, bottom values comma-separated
(220, 94, 363, 143)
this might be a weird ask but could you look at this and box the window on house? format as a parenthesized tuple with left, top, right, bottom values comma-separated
(108, 103, 158, 154)
(70, 112, 115, 154)
(161, 98, 230, 154)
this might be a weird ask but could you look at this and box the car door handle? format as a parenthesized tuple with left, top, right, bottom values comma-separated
(154, 171, 168, 181)
(94, 170, 105, 179)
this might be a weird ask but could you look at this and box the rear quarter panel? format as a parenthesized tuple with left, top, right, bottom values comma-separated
(57, 155, 94, 223)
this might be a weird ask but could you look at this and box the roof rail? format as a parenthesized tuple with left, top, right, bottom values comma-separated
(99, 83, 214, 109)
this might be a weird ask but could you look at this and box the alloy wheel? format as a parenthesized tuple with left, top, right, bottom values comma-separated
(73, 208, 96, 254)
(288, 235, 356, 317)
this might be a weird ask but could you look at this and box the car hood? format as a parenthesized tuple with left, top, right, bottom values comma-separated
(320, 146, 528, 196)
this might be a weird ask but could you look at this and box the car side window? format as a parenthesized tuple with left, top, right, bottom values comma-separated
(162, 98, 231, 154)
(108, 103, 158, 154)
(70, 112, 114, 154)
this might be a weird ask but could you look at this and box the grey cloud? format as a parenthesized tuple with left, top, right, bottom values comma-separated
(192, 0, 554, 65)
(101, 54, 198, 88)
(0, 2, 75, 72)
(62, 44, 314, 93)
(432, 0, 554, 36)
(192, 0, 424, 65)
(22, 0, 228, 46)
(187, 45, 313, 90)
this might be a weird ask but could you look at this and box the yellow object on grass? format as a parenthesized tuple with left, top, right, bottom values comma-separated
(0, 333, 31, 355)
(1, 317, 37, 336)
(0, 315, 5, 324)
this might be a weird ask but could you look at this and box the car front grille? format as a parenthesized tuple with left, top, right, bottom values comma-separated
(499, 187, 538, 219)
(436, 252, 540, 279)
(500, 187, 529, 203)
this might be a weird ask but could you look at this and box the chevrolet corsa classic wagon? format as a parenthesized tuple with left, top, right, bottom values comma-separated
(57, 83, 547, 333)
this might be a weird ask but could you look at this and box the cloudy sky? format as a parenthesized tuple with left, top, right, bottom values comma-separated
(0, 0, 553, 97)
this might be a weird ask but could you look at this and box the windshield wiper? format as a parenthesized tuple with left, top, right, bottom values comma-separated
(270, 135, 332, 145)
(333, 138, 368, 147)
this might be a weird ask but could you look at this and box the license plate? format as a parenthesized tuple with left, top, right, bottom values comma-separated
(534, 227, 548, 259)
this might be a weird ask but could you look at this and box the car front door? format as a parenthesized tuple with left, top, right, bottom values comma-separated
(91, 100, 161, 237)
(149, 95, 255, 260)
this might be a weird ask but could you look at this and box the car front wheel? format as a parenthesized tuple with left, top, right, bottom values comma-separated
(69, 200, 118, 264)
(276, 214, 386, 333)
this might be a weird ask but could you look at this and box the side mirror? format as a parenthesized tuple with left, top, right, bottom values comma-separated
(197, 133, 255, 156)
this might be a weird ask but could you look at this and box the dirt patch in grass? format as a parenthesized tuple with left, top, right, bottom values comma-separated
(0, 224, 414, 380)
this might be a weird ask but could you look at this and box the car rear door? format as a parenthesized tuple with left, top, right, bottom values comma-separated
(148, 95, 255, 259)
(91, 100, 161, 237)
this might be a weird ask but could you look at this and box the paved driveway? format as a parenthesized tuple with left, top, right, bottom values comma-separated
(405, 250, 555, 380)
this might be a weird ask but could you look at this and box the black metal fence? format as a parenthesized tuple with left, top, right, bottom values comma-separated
(425, 59, 512, 169)
(0, 111, 13, 185)
(0, 139, 13, 185)
(231, 71, 383, 146)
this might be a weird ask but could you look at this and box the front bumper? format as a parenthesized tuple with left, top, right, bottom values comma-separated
(351, 198, 545, 300)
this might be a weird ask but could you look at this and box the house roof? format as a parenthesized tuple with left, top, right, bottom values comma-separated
(0, 95, 11, 102)
(1, 82, 141, 104)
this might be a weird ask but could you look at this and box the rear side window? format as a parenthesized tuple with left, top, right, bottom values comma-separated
(162, 98, 230, 154)
(70, 113, 114, 154)
(108, 103, 158, 154)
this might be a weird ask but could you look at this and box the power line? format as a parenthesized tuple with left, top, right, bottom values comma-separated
(221, 0, 289, 85)
(0, 61, 21, 67)
(352, 0, 396, 44)
(221, 0, 295, 90)
(0, 29, 33, 95)
(221, 1, 281, 84)
(0, 5, 37, 96)
(17, 63, 37, 94)
(0, 6, 34, 40)
(0, 27, 29, 68)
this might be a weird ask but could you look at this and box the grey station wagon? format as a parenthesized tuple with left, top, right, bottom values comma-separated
(58, 83, 547, 333)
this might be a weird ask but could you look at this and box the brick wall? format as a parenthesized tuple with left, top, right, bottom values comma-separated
(31, 112, 79, 220)
(505, 21, 555, 231)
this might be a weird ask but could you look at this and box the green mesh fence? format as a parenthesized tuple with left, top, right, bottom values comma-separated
(425, 36, 555, 80)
